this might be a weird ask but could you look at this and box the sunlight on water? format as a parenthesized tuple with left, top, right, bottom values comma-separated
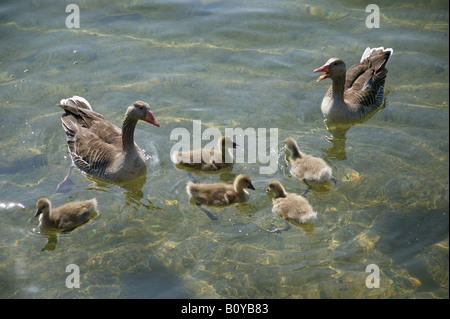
(0, 0, 448, 299)
(0, 202, 26, 209)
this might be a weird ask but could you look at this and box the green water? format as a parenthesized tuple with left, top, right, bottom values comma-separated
(0, 0, 448, 298)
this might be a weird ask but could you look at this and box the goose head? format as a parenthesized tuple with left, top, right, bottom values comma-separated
(126, 101, 160, 127)
(219, 136, 238, 150)
(35, 198, 51, 217)
(314, 58, 346, 82)
(284, 137, 300, 153)
(265, 180, 286, 198)
(235, 174, 255, 191)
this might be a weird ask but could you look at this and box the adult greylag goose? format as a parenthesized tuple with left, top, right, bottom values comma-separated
(265, 180, 317, 226)
(172, 136, 238, 171)
(314, 47, 393, 123)
(56, 96, 160, 187)
(186, 174, 255, 206)
(285, 137, 333, 185)
(35, 198, 97, 231)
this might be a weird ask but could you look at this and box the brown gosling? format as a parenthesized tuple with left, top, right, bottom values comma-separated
(265, 180, 317, 224)
(172, 136, 238, 171)
(284, 137, 333, 185)
(35, 198, 98, 231)
(186, 174, 255, 205)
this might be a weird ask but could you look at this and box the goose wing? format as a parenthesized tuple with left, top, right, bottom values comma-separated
(58, 98, 122, 178)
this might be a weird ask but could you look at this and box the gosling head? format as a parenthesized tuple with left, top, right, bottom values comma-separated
(284, 137, 301, 158)
(313, 58, 346, 82)
(35, 198, 51, 217)
(235, 174, 255, 191)
(265, 180, 287, 198)
(126, 101, 160, 127)
(219, 136, 238, 150)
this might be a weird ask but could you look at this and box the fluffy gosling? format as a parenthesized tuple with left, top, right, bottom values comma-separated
(186, 174, 255, 205)
(35, 198, 97, 231)
(172, 136, 238, 171)
(284, 137, 333, 185)
(265, 180, 317, 224)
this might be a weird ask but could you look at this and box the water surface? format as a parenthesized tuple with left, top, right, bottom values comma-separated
(0, 0, 448, 298)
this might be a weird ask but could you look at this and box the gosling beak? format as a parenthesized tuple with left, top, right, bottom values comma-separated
(313, 64, 330, 82)
(264, 186, 270, 193)
(233, 142, 239, 149)
(247, 183, 255, 190)
(35, 209, 42, 217)
(144, 111, 160, 127)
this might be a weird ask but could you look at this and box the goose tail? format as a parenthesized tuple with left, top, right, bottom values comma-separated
(59, 95, 93, 111)
(360, 47, 393, 66)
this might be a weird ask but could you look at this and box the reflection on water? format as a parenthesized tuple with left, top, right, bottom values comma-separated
(0, 0, 448, 299)
(322, 90, 393, 162)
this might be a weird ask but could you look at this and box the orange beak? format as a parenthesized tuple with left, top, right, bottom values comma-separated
(313, 64, 330, 82)
(144, 111, 160, 127)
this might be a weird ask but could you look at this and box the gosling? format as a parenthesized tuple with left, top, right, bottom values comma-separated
(186, 174, 255, 205)
(284, 137, 333, 185)
(265, 180, 317, 224)
(172, 136, 238, 171)
(35, 198, 98, 231)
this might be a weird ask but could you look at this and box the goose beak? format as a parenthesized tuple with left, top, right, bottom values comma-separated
(35, 209, 42, 217)
(314, 64, 330, 82)
(248, 183, 256, 190)
(144, 111, 160, 127)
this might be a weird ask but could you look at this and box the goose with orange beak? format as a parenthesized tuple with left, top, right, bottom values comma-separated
(56, 96, 160, 191)
(314, 47, 393, 123)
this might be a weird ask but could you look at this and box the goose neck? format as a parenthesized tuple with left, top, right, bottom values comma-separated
(289, 146, 302, 160)
(122, 117, 138, 153)
(331, 74, 346, 101)
(273, 186, 287, 199)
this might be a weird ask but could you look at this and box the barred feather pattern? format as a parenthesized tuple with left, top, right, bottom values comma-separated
(320, 47, 392, 123)
(58, 96, 147, 182)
